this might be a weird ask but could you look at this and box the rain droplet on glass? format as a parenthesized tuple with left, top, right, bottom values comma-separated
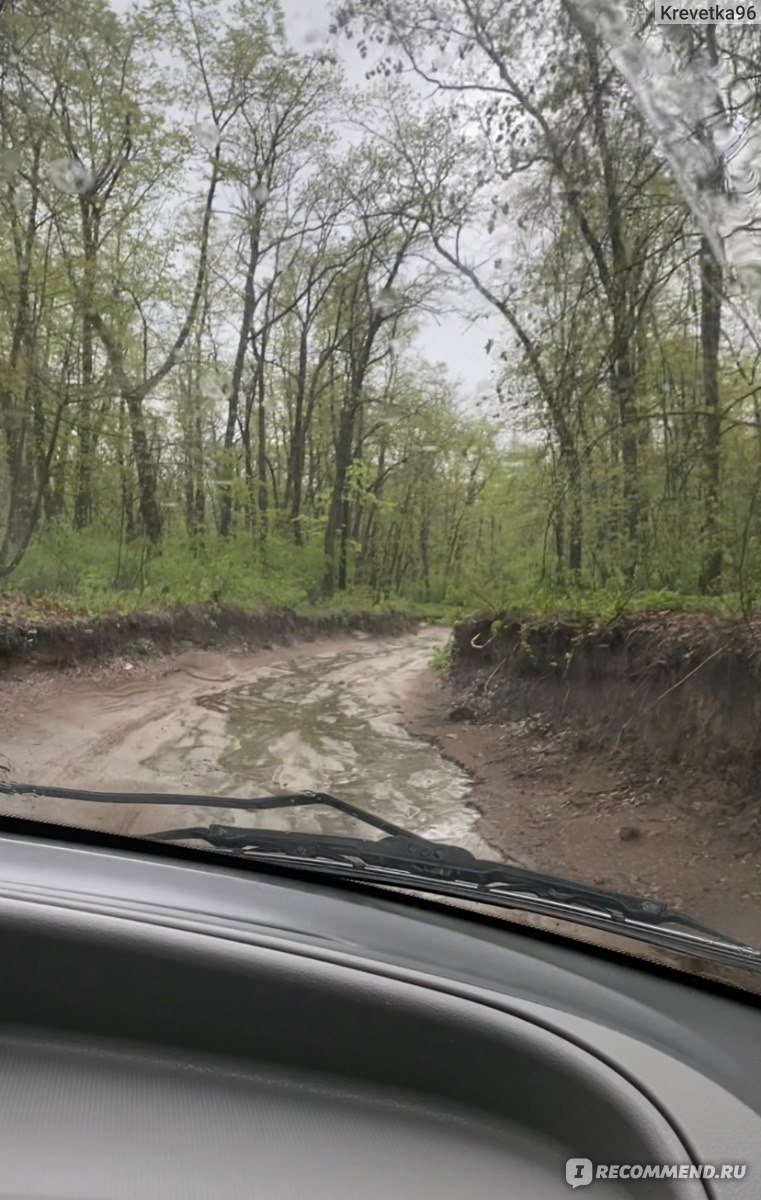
(0, 148, 21, 176)
(252, 181, 269, 204)
(47, 158, 93, 195)
(192, 121, 220, 152)
(375, 286, 402, 316)
(200, 377, 225, 403)
(13, 185, 31, 212)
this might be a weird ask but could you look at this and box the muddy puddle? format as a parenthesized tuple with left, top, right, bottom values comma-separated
(0, 627, 492, 857)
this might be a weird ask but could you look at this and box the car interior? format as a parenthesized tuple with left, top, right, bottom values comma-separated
(0, 811, 758, 1200)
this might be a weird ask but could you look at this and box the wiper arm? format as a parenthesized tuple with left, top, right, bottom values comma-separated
(0, 780, 424, 842)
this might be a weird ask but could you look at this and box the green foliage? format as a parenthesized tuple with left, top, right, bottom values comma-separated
(9, 525, 314, 611)
(126, 636, 158, 657)
(3, 0, 761, 632)
(429, 642, 454, 671)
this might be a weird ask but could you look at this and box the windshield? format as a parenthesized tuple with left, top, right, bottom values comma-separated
(2, 0, 761, 986)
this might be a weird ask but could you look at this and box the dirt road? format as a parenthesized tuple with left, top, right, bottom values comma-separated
(1, 624, 760, 983)
(0, 626, 491, 855)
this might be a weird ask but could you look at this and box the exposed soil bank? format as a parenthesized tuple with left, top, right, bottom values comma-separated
(400, 609, 761, 985)
(0, 600, 419, 674)
(452, 610, 761, 792)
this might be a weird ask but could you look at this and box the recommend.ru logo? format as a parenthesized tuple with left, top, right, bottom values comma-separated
(566, 1159, 594, 1188)
(565, 1159, 747, 1186)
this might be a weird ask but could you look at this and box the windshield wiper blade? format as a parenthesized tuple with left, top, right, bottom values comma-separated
(148, 821, 750, 949)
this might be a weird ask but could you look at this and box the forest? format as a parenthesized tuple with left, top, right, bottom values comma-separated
(2, 0, 761, 619)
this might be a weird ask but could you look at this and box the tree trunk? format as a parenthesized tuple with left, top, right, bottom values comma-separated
(567, 452, 583, 574)
(220, 224, 260, 538)
(256, 367, 268, 549)
(74, 308, 97, 530)
(611, 331, 639, 577)
(338, 494, 350, 591)
(323, 405, 355, 597)
(698, 234, 722, 593)
(74, 423, 94, 530)
(286, 324, 310, 546)
(124, 391, 162, 543)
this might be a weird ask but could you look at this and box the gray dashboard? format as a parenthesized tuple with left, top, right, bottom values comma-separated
(0, 824, 758, 1199)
